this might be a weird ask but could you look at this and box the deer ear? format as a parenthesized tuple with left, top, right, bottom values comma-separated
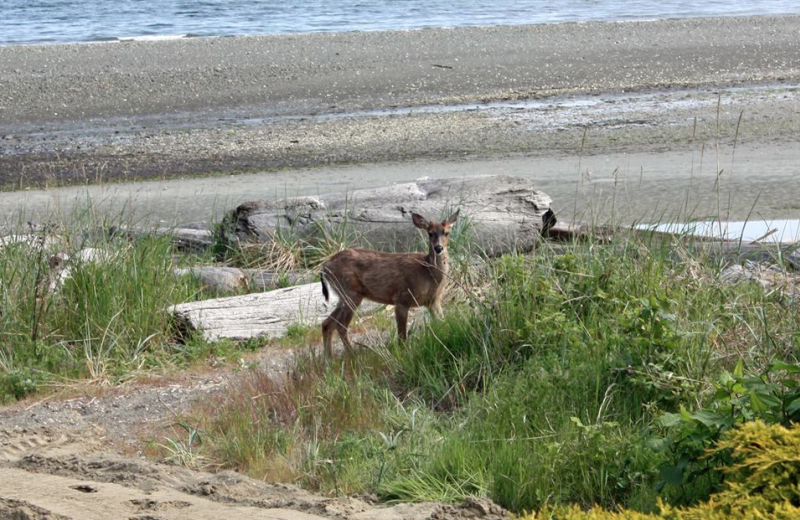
(412, 213, 429, 229)
(444, 209, 460, 225)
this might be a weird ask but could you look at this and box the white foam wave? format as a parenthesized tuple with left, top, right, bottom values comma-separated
(116, 34, 188, 42)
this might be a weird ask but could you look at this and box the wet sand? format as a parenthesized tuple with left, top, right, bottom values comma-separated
(1, 15, 799, 223)
(2, 140, 798, 228)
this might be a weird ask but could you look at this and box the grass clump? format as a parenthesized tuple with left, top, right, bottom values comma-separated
(0, 217, 208, 399)
(191, 352, 440, 492)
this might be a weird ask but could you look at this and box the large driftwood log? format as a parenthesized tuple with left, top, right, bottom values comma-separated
(169, 282, 379, 342)
(221, 175, 554, 256)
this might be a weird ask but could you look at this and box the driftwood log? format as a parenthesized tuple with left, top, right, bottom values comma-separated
(221, 175, 554, 256)
(169, 282, 379, 342)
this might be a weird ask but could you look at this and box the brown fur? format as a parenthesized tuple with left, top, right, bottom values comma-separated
(320, 210, 459, 357)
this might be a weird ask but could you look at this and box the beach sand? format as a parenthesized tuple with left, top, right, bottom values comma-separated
(1, 15, 799, 222)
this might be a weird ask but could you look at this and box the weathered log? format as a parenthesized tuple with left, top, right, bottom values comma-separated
(169, 282, 379, 342)
(173, 266, 314, 293)
(162, 227, 214, 252)
(221, 175, 554, 256)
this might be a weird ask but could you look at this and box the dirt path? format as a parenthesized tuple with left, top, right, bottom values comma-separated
(0, 343, 298, 446)
(0, 343, 508, 520)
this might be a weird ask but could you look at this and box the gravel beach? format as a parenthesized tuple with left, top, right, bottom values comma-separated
(0, 15, 799, 224)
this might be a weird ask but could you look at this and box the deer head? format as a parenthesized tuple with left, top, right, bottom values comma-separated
(412, 210, 459, 257)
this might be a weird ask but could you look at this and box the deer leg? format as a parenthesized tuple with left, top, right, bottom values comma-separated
(334, 292, 362, 356)
(321, 310, 338, 358)
(429, 301, 444, 320)
(394, 304, 410, 343)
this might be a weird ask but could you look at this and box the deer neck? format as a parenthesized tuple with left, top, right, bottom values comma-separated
(425, 248, 449, 281)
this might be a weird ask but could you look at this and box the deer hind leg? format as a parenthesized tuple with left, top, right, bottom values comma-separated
(335, 292, 362, 355)
(322, 312, 337, 358)
(322, 290, 362, 357)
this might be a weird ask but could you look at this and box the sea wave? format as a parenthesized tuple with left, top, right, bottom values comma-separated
(115, 34, 189, 42)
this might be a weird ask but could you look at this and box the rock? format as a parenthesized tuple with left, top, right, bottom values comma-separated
(43, 248, 119, 291)
(173, 266, 248, 294)
(220, 175, 553, 256)
(429, 497, 511, 520)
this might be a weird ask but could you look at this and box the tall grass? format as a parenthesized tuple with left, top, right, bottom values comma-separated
(190, 231, 799, 512)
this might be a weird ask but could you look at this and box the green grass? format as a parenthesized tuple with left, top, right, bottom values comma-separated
(188, 231, 799, 513)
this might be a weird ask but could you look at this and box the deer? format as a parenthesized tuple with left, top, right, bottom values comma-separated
(319, 210, 459, 357)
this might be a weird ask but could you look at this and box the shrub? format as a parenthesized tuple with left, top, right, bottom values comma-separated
(651, 359, 800, 499)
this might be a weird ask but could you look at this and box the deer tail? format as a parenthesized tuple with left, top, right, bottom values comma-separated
(320, 271, 330, 302)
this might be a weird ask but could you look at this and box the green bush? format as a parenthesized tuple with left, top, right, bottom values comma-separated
(0, 368, 43, 403)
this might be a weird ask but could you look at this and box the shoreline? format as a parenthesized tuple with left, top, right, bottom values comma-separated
(4, 10, 800, 48)
(2, 81, 798, 192)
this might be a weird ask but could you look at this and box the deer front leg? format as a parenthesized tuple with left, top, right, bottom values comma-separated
(394, 304, 410, 343)
(429, 300, 444, 320)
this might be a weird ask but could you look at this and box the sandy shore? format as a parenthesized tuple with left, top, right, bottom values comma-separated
(1, 15, 800, 189)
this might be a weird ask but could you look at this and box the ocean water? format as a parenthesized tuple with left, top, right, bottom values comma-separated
(1, 0, 799, 45)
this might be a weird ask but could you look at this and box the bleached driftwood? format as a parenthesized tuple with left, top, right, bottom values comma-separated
(169, 282, 379, 342)
(221, 175, 554, 256)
